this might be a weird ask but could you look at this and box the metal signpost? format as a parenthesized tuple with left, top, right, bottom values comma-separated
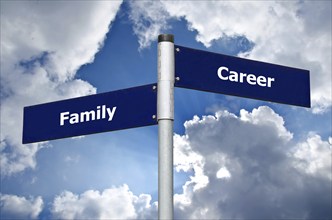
(23, 34, 310, 219)
(157, 34, 175, 220)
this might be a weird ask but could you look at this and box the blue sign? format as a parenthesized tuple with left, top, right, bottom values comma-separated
(175, 45, 310, 107)
(23, 84, 157, 144)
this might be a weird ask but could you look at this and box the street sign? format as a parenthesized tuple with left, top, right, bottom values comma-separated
(23, 84, 157, 144)
(175, 45, 311, 107)
(21, 35, 312, 220)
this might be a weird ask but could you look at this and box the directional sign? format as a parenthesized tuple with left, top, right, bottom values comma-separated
(175, 45, 310, 107)
(23, 84, 157, 144)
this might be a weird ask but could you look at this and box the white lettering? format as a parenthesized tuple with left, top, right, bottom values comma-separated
(267, 77, 275, 88)
(59, 105, 117, 126)
(102, 105, 106, 119)
(217, 66, 229, 80)
(70, 113, 79, 124)
(239, 72, 247, 83)
(60, 112, 69, 126)
(246, 74, 256, 85)
(107, 106, 117, 121)
(96, 106, 101, 120)
(217, 66, 275, 87)
(80, 110, 95, 122)
(229, 71, 238, 82)
(257, 76, 267, 87)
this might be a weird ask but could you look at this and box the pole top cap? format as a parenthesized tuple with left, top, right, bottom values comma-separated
(158, 34, 174, 43)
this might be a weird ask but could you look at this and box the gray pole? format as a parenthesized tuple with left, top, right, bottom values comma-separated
(157, 34, 174, 220)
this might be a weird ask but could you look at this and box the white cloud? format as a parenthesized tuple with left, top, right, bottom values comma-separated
(0, 194, 43, 219)
(173, 106, 331, 219)
(129, 1, 331, 113)
(1, 1, 122, 82)
(216, 166, 231, 179)
(0, 1, 122, 175)
(128, 1, 170, 50)
(3, 106, 329, 219)
(51, 185, 157, 219)
(293, 133, 332, 180)
(173, 133, 208, 191)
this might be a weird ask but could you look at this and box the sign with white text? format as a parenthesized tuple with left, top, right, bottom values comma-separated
(175, 45, 310, 107)
(23, 84, 157, 144)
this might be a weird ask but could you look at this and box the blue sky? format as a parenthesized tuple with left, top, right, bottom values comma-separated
(1, 1, 331, 219)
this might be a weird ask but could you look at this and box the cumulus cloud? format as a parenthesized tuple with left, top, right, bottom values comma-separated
(128, 1, 170, 50)
(51, 184, 157, 219)
(0, 194, 43, 219)
(129, 1, 331, 112)
(3, 106, 327, 219)
(47, 106, 330, 219)
(293, 133, 332, 180)
(173, 106, 331, 219)
(0, 1, 122, 175)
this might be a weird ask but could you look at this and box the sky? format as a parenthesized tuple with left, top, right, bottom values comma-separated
(0, 1, 331, 219)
